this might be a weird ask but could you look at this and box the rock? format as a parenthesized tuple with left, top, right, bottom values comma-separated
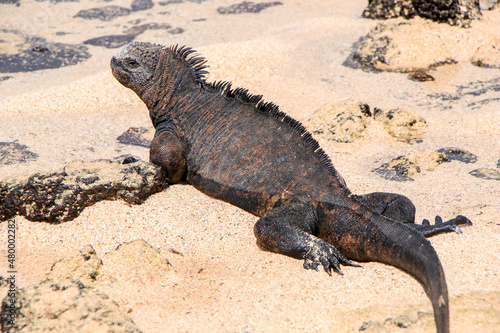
(362, 0, 416, 20)
(116, 127, 154, 147)
(480, 0, 500, 10)
(374, 147, 482, 181)
(83, 34, 136, 48)
(47, 240, 176, 290)
(0, 279, 142, 333)
(125, 22, 179, 35)
(0, 159, 167, 222)
(437, 147, 477, 163)
(408, 69, 435, 82)
(74, 6, 131, 21)
(304, 100, 426, 144)
(471, 43, 500, 68)
(0, 29, 91, 73)
(217, 1, 283, 14)
(362, 0, 482, 28)
(352, 16, 500, 72)
(469, 168, 500, 180)
(304, 99, 372, 143)
(412, 0, 482, 27)
(48, 245, 103, 286)
(84, 24, 183, 49)
(373, 151, 449, 181)
(94, 239, 178, 310)
(131, 0, 154, 11)
(377, 107, 427, 143)
(98, 239, 176, 290)
(0, 142, 38, 165)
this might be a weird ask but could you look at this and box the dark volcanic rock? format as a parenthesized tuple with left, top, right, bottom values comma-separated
(469, 168, 500, 180)
(131, 0, 154, 11)
(84, 24, 183, 49)
(0, 142, 38, 165)
(374, 147, 481, 181)
(0, 30, 91, 73)
(125, 22, 174, 35)
(412, 0, 481, 27)
(74, 6, 131, 21)
(0, 0, 19, 3)
(362, 0, 482, 27)
(117, 127, 154, 147)
(0, 160, 167, 222)
(0, 279, 142, 333)
(437, 147, 477, 163)
(84, 34, 136, 48)
(408, 69, 435, 81)
(217, 1, 283, 14)
(362, 0, 416, 19)
(373, 151, 449, 181)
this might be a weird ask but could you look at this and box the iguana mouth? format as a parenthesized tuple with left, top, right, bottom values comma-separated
(110, 56, 130, 87)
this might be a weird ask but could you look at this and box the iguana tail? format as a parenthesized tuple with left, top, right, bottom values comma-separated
(317, 203, 449, 333)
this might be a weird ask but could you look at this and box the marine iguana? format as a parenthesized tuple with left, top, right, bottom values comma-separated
(110, 42, 471, 333)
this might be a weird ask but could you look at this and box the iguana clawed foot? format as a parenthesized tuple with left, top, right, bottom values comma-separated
(416, 215, 472, 237)
(303, 239, 361, 276)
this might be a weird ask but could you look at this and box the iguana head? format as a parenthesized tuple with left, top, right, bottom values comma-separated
(110, 41, 163, 98)
(111, 42, 209, 109)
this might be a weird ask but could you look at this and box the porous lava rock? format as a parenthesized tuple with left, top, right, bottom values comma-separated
(304, 99, 372, 143)
(362, 0, 482, 28)
(353, 14, 500, 72)
(0, 159, 167, 222)
(304, 100, 426, 143)
(0, 279, 142, 333)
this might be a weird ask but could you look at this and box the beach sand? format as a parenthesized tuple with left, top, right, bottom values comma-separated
(1, 0, 499, 332)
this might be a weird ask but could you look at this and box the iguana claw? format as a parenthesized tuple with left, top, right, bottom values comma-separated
(303, 240, 361, 276)
(418, 215, 472, 237)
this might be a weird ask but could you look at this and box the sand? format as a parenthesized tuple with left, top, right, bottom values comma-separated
(0, 0, 499, 332)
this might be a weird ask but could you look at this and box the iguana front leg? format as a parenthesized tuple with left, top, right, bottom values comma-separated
(358, 192, 472, 237)
(150, 130, 186, 184)
(254, 199, 359, 275)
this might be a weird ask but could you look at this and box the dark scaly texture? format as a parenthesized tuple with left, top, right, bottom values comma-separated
(111, 42, 472, 333)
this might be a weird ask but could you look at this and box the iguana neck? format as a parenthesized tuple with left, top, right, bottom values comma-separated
(142, 50, 202, 129)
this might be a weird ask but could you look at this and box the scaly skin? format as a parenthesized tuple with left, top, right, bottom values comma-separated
(111, 42, 472, 333)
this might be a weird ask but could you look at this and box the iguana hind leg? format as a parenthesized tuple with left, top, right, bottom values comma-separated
(356, 192, 416, 224)
(253, 199, 359, 275)
(358, 192, 472, 237)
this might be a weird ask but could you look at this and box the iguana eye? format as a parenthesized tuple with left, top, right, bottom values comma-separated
(126, 59, 139, 68)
